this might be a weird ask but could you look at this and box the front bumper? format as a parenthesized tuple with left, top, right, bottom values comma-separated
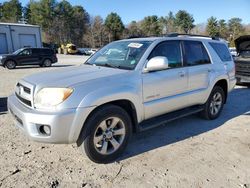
(229, 77, 237, 92)
(8, 94, 95, 144)
(236, 75, 250, 83)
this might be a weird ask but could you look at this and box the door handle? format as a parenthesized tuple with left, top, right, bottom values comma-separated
(178, 71, 185, 77)
(208, 68, 212, 73)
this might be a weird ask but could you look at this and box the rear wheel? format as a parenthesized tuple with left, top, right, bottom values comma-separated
(43, 59, 52, 67)
(5, 60, 16, 69)
(80, 105, 132, 163)
(200, 86, 225, 120)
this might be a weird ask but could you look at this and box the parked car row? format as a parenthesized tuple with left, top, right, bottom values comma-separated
(78, 48, 98, 56)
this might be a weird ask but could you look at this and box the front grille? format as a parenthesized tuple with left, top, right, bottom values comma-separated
(15, 81, 33, 108)
(16, 83, 31, 94)
(15, 93, 32, 107)
(235, 62, 250, 77)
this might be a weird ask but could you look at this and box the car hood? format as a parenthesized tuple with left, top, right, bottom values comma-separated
(235, 35, 250, 53)
(23, 65, 130, 87)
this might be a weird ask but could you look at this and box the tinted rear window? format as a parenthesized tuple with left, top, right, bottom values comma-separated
(209, 42, 232, 62)
(32, 49, 40, 55)
(41, 49, 54, 55)
(183, 41, 211, 66)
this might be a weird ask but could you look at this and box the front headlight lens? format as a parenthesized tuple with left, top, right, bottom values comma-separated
(34, 88, 73, 108)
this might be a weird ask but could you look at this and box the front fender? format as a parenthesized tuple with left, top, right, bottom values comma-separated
(78, 85, 144, 122)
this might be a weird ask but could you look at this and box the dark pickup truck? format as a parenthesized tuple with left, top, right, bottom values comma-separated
(234, 35, 250, 86)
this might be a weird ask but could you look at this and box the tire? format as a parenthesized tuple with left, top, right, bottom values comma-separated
(5, 60, 16, 69)
(200, 86, 225, 120)
(43, 59, 52, 67)
(80, 105, 132, 163)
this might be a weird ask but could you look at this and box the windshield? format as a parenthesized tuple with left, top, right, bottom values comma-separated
(12, 48, 24, 55)
(85, 40, 152, 70)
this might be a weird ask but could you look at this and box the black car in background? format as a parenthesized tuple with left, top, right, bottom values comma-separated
(0, 48, 57, 69)
(234, 35, 250, 87)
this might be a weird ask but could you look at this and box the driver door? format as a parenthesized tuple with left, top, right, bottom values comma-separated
(142, 40, 189, 120)
(16, 49, 33, 65)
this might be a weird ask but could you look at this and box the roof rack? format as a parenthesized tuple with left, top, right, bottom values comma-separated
(166, 33, 220, 40)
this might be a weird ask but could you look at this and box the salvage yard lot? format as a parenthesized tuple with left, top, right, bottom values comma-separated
(0, 54, 250, 188)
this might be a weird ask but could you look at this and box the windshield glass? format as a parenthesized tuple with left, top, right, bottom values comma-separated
(85, 40, 152, 70)
(12, 48, 24, 55)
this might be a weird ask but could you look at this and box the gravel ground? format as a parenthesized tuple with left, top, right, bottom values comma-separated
(0, 54, 250, 188)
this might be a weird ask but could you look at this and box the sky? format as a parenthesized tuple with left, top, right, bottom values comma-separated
(17, 0, 250, 24)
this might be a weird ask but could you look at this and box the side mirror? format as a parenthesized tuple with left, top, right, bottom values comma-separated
(144, 56, 169, 72)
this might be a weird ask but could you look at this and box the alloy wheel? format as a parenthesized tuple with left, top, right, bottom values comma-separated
(209, 92, 223, 116)
(93, 117, 126, 155)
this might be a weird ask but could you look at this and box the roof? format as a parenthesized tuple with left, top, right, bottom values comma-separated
(0, 22, 40, 28)
(121, 36, 226, 43)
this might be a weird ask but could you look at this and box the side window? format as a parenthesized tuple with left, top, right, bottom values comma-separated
(209, 42, 232, 62)
(19, 49, 31, 56)
(183, 41, 211, 66)
(32, 49, 40, 55)
(149, 41, 182, 68)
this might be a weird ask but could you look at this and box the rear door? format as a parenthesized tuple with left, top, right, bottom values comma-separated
(183, 40, 212, 93)
(31, 48, 42, 64)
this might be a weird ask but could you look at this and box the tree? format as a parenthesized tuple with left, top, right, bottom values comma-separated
(165, 11, 176, 33)
(218, 19, 228, 39)
(0, 0, 22, 23)
(228, 18, 244, 40)
(83, 16, 107, 48)
(206, 17, 219, 37)
(70, 6, 89, 46)
(127, 21, 142, 37)
(141, 15, 161, 36)
(105, 12, 124, 42)
(175, 10, 195, 33)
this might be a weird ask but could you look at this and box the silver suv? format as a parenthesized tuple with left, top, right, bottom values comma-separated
(8, 34, 236, 163)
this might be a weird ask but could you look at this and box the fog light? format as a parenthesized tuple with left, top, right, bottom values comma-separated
(39, 125, 51, 135)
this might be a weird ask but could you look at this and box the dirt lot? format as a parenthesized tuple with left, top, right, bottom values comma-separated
(0, 54, 250, 188)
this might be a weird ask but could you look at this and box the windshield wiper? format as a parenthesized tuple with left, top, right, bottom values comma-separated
(84, 62, 92, 65)
(95, 63, 120, 69)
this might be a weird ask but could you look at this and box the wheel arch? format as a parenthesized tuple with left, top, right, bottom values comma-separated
(76, 99, 139, 147)
(3, 59, 17, 67)
(213, 79, 228, 103)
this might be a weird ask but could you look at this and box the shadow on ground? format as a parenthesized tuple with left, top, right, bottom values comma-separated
(0, 97, 8, 115)
(120, 87, 250, 161)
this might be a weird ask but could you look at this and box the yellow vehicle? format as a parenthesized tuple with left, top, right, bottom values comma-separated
(58, 43, 78, 55)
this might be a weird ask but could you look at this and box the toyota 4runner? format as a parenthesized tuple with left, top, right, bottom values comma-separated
(8, 34, 236, 163)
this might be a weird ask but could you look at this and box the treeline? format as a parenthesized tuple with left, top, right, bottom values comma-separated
(0, 0, 250, 47)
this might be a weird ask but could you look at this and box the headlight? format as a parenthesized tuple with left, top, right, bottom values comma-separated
(34, 88, 73, 108)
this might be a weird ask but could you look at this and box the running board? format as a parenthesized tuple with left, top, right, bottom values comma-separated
(138, 106, 204, 132)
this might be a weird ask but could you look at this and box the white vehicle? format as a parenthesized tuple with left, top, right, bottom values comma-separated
(89, 48, 98, 55)
(8, 34, 236, 163)
(229, 47, 237, 57)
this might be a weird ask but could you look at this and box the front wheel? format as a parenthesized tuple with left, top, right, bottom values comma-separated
(5, 60, 16, 69)
(200, 86, 225, 120)
(81, 105, 132, 163)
